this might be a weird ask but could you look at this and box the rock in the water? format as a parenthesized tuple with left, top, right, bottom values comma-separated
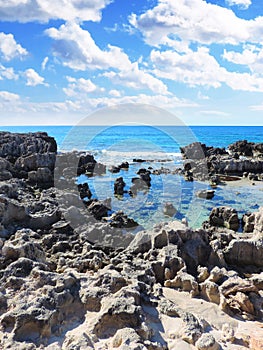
(163, 202, 177, 217)
(196, 190, 215, 200)
(208, 206, 239, 231)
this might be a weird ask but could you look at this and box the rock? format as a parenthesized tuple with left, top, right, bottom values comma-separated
(114, 177, 126, 196)
(195, 334, 219, 350)
(224, 238, 263, 267)
(197, 266, 209, 283)
(196, 190, 215, 200)
(2, 229, 46, 263)
(242, 212, 255, 233)
(62, 332, 94, 350)
(86, 199, 111, 220)
(200, 281, 220, 305)
(111, 328, 142, 349)
(163, 202, 177, 217)
(253, 207, 263, 237)
(78, 182, 92, 200)
(220, 276, 258, 297)
(208, 206, 239, 231)
(165, 271, 199, 296)
(107, 211, 138, 229)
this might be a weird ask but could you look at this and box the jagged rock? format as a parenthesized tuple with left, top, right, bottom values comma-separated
(199, 281, 220, 305)
(197, 266, 210, 283)
(2, 229, 46, 263)
(195, 334, 219, 350)
(114, 177, 126, 196)
(253, 206, 263, 237)
(220, 276, 257, 297)
(165, 270, 199, 296)
(62, 332, 94, 350)
(111, 328, 143, 349)
(78, 182, 92, 200)
(208, 206, 239, 231)
(224, 238, 263, 267)
(107, 211, 138, 229)
(242, 212, 255, 233)
(86, 199, 111, 220)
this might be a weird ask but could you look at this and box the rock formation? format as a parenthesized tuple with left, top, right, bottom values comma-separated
(0, 132, 262, 349)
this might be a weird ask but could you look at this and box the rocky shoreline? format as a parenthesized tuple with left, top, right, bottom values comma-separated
(0, 132, 263, 350)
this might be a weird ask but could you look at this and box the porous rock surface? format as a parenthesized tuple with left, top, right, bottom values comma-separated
(0, 133, 263, 349)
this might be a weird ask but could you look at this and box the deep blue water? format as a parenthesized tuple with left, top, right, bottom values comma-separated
(1, 125, 263, 152)
(1, 125, 263, 229)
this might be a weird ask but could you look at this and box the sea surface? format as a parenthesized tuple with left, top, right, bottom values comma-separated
(2, 125, 263, 229)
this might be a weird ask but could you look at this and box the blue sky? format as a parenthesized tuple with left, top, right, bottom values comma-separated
(0, 0, 263, 125)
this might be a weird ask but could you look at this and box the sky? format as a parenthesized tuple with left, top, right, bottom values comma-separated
(0, 0, 263, 125)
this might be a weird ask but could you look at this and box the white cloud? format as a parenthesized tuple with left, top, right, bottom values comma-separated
(104, 62, 169, 95)
(0, 64, 18, 80)
(24, 68, 48, 86)
(151, 47, 263, 92)
(0, 32, 28, 60)
(151, 47, 224, 88)
(226, 0, 251, 10)
(63, 76, 103, 96)
(129, 0, 263, 48)
(41, 56, 49, 70)
(109, 89, 121, 97)
(46, 22, 169, 95)
(223, 45, 263, 74)
(0, 0, 112, 22)
(46, 22, 131, 71)
(0, 90, 20, 102)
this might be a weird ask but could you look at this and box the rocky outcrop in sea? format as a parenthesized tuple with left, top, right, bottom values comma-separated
(0, 132, 263, 349)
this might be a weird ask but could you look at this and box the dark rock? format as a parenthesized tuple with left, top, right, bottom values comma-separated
(196, 190, 215, 200)
(78, 182, 92, 200)
(114, 177, 126, 196)
(207, 206, 239, 231)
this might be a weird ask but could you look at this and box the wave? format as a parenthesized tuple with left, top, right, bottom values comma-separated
(95, 150, 183, 164)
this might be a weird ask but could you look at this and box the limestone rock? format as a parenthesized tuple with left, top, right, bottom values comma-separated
(195, 334, 219, 350)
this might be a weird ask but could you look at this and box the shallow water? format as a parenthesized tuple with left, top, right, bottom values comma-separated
(2, 125, 263, 229)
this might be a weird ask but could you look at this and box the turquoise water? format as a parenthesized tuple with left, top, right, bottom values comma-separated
(1, 125, 263, 229)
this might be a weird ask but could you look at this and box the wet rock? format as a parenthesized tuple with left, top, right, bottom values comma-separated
(207, 206, 239, 231)
(114, 177, 126, 196)
(107, 211, 138, 229)
(196, 190, 215, 200)
(163, 202, 177, 217)
(78, 182, 92, 200)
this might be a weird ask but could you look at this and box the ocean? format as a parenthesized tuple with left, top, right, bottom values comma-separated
(1, 125, 263, 229)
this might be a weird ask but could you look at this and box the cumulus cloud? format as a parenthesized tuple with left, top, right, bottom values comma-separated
(63, 76, 103, 96)
(151, 47, 263, 92)
(24, 68, 48, 86)
(223, 45, 263, 74)
(0, 0, 112, 22)
(129, 0, 263, 48)
(0, 32, 28, 60)
(0, 90, 20, 102)
(104, 62, 169, 95)
(0, 64, 18, 80)
(226, 0, 251, 10)
(46, 22, 131, 71)
(46, 22, 169, 95)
